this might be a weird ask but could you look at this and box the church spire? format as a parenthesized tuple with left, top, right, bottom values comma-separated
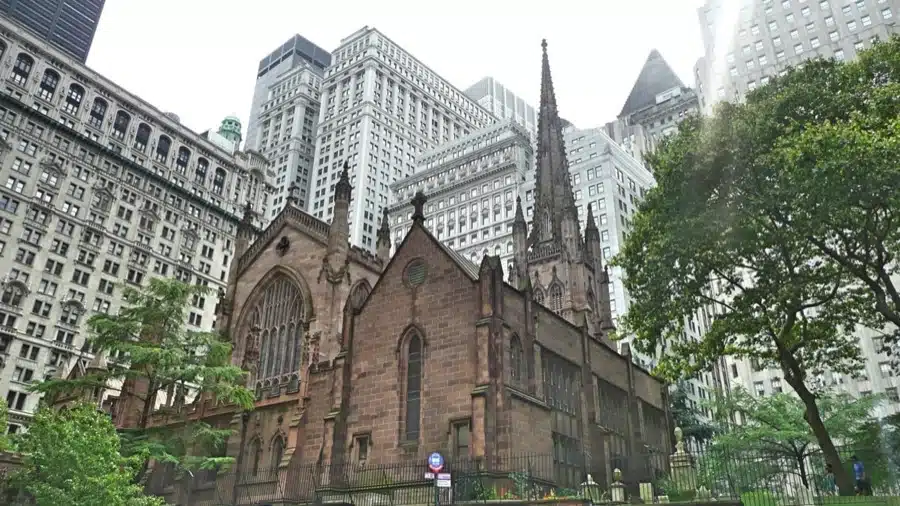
(529, 39, 580, 247)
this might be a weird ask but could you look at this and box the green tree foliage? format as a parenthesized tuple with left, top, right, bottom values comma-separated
(13, 403, 164, 506)
(0, 397, 10, 452)
(669, 381, 717, 446)
(706, 389, 880, 489)
(613, 38, 900, 494)
(33, 278, 255, 478)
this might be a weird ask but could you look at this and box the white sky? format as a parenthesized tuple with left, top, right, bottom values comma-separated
(86, 0, 706, 135)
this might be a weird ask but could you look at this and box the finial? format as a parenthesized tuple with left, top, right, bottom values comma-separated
(411, 191, 428, 223)
(241, 201, 254, 224)
(541, 39, 548, 52)
(334, 160, 353, 201)
(287, 182, 299, 205)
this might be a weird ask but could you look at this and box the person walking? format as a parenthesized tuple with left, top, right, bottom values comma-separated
(851, 455, 872, 496)
(823, 463, 837, 496)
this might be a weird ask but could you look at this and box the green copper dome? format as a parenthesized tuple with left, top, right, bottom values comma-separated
(218, 116, 242, 144)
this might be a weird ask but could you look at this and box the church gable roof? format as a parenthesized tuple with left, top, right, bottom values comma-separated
(618, 49, 686, 118)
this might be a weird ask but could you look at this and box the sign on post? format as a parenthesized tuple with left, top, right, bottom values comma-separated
(427, 452, 444, 473)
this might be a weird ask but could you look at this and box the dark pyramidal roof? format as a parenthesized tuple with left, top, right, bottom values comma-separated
(618, 49, 685, 118)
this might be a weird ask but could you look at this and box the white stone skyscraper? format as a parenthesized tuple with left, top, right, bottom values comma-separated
(694, 0, 900, 112)
(308, 27, 495, 251)
(245, 35, 331, 220)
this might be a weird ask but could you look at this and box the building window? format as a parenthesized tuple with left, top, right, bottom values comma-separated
(509, 335, 525, 385)
(453, 420, 471, 458)
(354, 434, 370, 465)
(404, 332, 423, 442)
(549, 284, 563, 313)
(271, 436, 285, 469)
(247, 439, 261, 476)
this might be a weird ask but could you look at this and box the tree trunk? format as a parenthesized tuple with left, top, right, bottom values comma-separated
(797, 455, 809, 488)
(792, 381, 853, 495)
(133, 378, 158, 485)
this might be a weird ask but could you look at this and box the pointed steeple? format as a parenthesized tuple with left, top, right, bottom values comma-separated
(335, 160, 352, 202)
(513, 195, 525, 224)
(529, 39, 580, 247)
(585, 204, 598, 233)
(376, 207, 392, 266)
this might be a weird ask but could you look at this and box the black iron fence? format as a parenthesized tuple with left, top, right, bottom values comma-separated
(143, 452, 648, 505)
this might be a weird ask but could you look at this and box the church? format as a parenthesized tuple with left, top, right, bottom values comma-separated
(132, 40, 671, 504)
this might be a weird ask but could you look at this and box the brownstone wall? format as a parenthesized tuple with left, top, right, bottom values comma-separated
(346, 226, 479, 463)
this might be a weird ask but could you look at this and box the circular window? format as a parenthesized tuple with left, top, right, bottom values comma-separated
(404, 259, 427, 287)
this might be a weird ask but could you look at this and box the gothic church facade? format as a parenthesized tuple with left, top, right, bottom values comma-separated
(136, 41, 671, 505)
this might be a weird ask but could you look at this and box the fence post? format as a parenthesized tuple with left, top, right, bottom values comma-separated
(670, 427, 697, 492)
(610, 468, 626, 503)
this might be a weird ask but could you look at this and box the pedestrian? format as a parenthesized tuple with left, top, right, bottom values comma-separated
(823, 463, 837, 496)
(851, 455, 872, 496)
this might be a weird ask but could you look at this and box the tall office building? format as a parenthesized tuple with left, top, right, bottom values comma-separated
(465, 77, 538, 136)
(0, 18, 271, 432)
(308, 27, 495, 251)
(605, 50, 700, 163)
(0, 0, 105, 63)
(244, 35, 331, 219)
(694, 0, 900, 112)
(388, 120, 533, 271)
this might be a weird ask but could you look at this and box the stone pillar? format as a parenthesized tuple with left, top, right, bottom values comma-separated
(669, 427, 697, 492)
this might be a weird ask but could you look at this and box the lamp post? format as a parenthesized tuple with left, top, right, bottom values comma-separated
(580, 474, 603, 505)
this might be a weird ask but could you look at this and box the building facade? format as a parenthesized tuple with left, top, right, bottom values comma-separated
(694, 0, 900, 112)
(0, 17, 271, 432)
(133, 41, 670, 506)
(0, 0, 104, 63)
(388, 120, 533, 275)
(245, 35, 331, 220)
(308, 27, 495, 252)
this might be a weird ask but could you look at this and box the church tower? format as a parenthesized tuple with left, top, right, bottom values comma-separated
(513, 40, 615, 342)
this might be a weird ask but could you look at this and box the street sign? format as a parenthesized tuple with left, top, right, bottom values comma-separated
(424, 472, 435, 479)
(437, 473, 451, 480)
(436, 478, 452, 488)
(427, 452, 444, 473)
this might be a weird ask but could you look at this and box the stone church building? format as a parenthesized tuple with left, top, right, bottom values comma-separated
(132, 40, 671, 504)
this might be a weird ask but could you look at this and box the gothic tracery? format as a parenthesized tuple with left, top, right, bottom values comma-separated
(246, 274, 307, 388)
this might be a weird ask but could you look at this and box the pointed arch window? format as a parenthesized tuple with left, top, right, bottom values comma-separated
(271, 436, 285, 468)
(534, 288, 545, 305)
(509, 335, 525, 385)
(549, 284, 563, 313)
(404, 333, 422, 441)
(247, 274, 305, 384)
(247, 438, 262, 476)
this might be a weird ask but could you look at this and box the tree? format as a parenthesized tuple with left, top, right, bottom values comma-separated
(34, 278, 255, 480)
(13, 403, 164, 506)
(759, 39, 900, 345)
(0, 397, 11, 452)
(610, 43, 900, 493)
(669, 381, 717, 448)
(706, 389, 880, 489)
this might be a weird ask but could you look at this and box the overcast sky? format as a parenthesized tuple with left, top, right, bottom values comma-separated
(86, 0, 706, 136)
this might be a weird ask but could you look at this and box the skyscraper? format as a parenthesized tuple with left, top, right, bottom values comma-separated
(465, 77, 538, 135)
(245, 35, 331, 219)
(308, 26, 495, 251)
(605, 50, 700, 162)
(694, 0, 900, 112)
(0, 0, 105, 63)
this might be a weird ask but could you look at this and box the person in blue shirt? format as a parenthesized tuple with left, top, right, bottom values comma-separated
(851, 455, 872, 496)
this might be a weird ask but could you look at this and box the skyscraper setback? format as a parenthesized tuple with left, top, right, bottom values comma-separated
(0, 0, 106, 63)
(308, 26, 495, 251)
